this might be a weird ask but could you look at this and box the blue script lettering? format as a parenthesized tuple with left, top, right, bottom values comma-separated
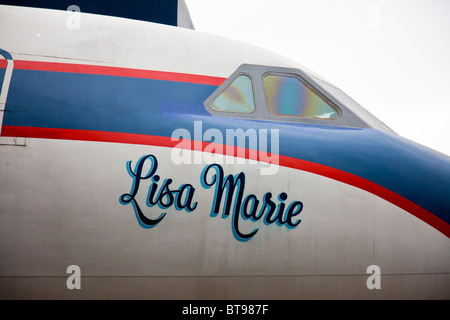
(201, 163, 303, 242)
(120, 155, 303, 241)
(119, 155, 197, 228)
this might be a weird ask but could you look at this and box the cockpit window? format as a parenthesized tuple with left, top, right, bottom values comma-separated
(211, 74, 255, 113)
(204, 64, 388, 131)
(263, 73, 339, 119)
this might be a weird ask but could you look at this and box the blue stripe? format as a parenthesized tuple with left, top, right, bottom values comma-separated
(0, 48, 11, 90)
(3, 69, 450, 225)
(0, 49, 13, 60)
(0, 69, 5, 90)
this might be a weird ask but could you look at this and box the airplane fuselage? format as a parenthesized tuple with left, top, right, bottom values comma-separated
(0, 5, 449, 299)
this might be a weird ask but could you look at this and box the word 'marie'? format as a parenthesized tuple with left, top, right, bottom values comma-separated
(119, 155, 303, 242)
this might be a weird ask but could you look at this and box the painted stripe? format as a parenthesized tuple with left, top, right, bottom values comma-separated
(2, 60, 449, 237)
(2, 125, 449, 238)
(0, 59, 13, 105)
(0, 49, 13, 61)
(13, 60, 226, 86)
(0, 51, 14, 136)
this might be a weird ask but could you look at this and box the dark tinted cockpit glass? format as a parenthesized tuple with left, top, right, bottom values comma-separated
(264, 74, 339, 119)
(211, 75, 255, 113)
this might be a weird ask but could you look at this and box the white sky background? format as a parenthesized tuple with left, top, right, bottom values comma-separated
(185, 0, 450, 156)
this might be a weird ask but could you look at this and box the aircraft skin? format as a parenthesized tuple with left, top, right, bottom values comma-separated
(0, 4, 449, 299)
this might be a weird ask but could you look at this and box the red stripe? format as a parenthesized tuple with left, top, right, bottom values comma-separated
(280, 156, 449, 238)
(2, 125, 449, 237)
(13, 60, 226, 86)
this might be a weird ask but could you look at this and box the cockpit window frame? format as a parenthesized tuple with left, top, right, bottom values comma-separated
(204, 64, 378, 129)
